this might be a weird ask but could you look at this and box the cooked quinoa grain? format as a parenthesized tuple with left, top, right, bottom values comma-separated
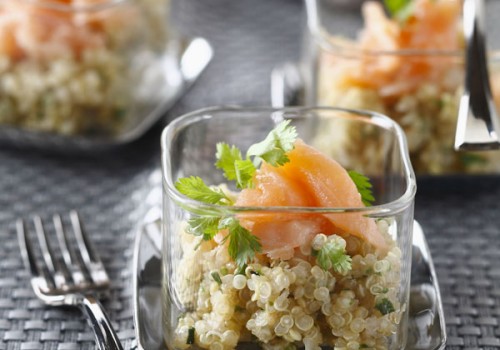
(0, 0, 170, 136)
(171, 220, 403, 349)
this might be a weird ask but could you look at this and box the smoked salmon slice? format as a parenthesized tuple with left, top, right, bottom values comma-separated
(236, 139, 387, 259)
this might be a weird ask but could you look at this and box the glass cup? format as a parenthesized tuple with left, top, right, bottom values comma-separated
(161, 107, 417, 349)
(0, 0, 171, 136)
(301, 0, 500, 175)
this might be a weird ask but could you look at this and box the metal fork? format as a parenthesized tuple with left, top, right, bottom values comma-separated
(17, 210, 123, 350)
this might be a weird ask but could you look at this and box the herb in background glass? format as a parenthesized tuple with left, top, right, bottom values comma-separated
(384, 0, 414, 22)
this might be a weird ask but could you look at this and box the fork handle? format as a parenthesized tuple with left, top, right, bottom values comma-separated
(81, 295, 124, 350)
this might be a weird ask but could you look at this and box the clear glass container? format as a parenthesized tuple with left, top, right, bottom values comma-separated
(0, 0, 171, 136)
(302, 0, 500, 175)
(161, 107, 417, 349)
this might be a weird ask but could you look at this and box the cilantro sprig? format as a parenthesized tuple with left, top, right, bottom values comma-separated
(219, 217, 262, 268)
(175, 120, 375, 269)
(246, 119, 297, 168)
(175, 120, 297, 268)
(175, 176, 232, 205)
(313, 236, 352, 275)
(215, 119, 297, 189)
(348, 170, 375, 207)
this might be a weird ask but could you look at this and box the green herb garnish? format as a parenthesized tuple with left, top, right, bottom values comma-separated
(187, 327, 195, 344)
(348, 170, 375, 206)
(175, 176, 232, 205)
(375, 298, 396, 315)
(211, 271, 222, 285)
(235, 305, 245, 312)
(246, 119, 298, 167)
(461, 153, 488, 168)
(313, 236, 352, 275)
(236, 263, 248, 275)
(384, 0, 414, 22)
(215, 144, 254, 189)
(176, 121, 376, 271)
(175, 121, 297, 268)
(220, 217, 262, 268)
(175, 176, 233, 241)
(215, 119, 297, 189)
(186, 216, 221, 241)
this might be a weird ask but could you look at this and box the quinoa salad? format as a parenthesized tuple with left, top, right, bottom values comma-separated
(165, 121, 409, 350)
(313, 0, 500, 174)
(0, 0, 170, 136)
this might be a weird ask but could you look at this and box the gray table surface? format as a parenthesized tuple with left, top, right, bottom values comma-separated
(1, 0, 500, 349)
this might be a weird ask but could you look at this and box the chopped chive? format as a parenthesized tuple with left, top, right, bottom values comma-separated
(187, 327, 195, 344)
(236, 264, 247, 275)
(376, 298, 395, 315)
(211, 271, 222, 285)
(235, 305, 245, 312)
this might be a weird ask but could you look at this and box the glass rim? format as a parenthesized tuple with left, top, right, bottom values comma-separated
(161, 106, 417, 216)
(313, 30, 465, 57)
(3, 0, 130, 12)
(303, 0, 499, 58)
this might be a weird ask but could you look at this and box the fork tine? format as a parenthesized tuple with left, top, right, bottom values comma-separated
(69, 211, 109, 286)
(16, 219, 41, 278)
(33, 216, 67, 290)
(53, 214, 86, 286)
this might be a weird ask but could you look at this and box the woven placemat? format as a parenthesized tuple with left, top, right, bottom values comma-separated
(2, 0, 500, 349)
(415, 176, 500, 350)
(0, 0, 302, 349)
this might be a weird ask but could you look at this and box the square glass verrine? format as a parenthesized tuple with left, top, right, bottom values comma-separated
(161, 107, 416, 349)
(301, 0, 500, 174)
(0, 0, 171, 136)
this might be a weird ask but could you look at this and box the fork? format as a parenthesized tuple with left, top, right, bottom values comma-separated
(17, 210, 123, 350)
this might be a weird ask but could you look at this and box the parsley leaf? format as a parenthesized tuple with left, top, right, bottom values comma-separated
(246, 119, 297, 167)
(348, 170, 375, 206)
(314, 236, 352, 275)
(219, 217, 262, 268)
(175, 176, 232, 205)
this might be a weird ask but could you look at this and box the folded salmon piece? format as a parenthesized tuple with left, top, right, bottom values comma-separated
(235, 139, 387, 259)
